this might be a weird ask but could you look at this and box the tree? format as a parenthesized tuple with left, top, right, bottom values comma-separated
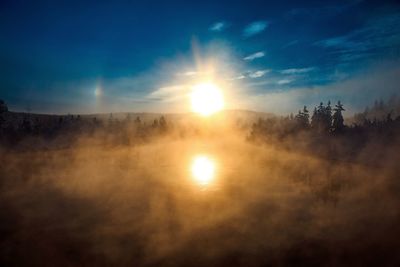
(303, 106, 309, 123)
(311, 107, 318, 128)
(125, 113, 131, 122)
(386, 112, 393, 123)
(311, 101, 332, 133)
(0, 99, 8, 113)
(326, 101, 332, 122)
(317, 102, 324, 114)
(322, 100, 333, 132)
(152, 119, 159, 128)
(0, 112, 4, 130)
(313, 102, 326, 132)
(159, 116, 167, 132)
(332, 101, 345, 131)
(295, 106, 309, 129)
(134, 116, 141, 125)
(0, 99, 7, 130)
(20, 116, 32, 134)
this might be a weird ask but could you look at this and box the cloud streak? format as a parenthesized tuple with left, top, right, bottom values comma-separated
(210, 21, 227, 32)
(314, 12, 400, 63)
(280, 67, 316, 74)
(243, 21, 269, 37)
(248, 70, 270, 78)
(277, 79, 293, 85)
(244, 51, 265, 61)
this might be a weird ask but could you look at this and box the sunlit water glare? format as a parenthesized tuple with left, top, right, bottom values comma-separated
(191, 155, 216, 186)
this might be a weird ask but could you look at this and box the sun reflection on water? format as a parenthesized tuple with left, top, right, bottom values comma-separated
(191, 155, 216, 186)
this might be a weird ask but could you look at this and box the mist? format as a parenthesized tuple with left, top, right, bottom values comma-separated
(1, 107, 400, 266)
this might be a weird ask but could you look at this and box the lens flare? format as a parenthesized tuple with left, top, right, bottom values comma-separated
(190, 83, 224, 116)
(191, 155, 216, 185)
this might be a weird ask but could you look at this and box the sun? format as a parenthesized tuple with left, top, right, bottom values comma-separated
(191, 155, 216, 185)
(190, 83, 224, 116)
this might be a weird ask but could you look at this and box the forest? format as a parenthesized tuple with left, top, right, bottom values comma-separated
(1, 98, 400, 266)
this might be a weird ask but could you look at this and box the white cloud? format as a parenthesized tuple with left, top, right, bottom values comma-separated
(230, 75, 246, 80)
(243, 21, 269, 37)
(249, 70, 270, 78)
(277, 79, 293, 85)
(280, 67, 315, 74)
(243, 51, 265, 61)
(210, 22, 226, 32)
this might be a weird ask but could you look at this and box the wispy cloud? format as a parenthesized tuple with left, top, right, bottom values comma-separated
(315, 36, 352, 48)
(243, 21, 269, 37)
(231, 75, 246, 80)
(210, 21, 227, 32)
(244, 51, 265, 61)
(277, 79, 293, 85)
(280, 67, 316, 74)
(232, 69, 271, 80)
(314, 12, 400, 63)
(248, 69, 270, 78)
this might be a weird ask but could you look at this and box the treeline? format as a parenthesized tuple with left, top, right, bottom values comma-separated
(0, 100, 170, 149)
(354, 95, 400, 123)
(2, 97, 400, 153)
(249, 99, 400, 163)
(250, 99, 400, 137)
(249, 101, 346, 140)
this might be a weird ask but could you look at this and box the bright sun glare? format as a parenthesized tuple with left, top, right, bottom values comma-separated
(190, 83, 224, 116)
(191, 155, 216, 185)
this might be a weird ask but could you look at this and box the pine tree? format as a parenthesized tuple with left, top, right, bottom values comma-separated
(295, 106, 310, 129)
(0, 99, 8, 114)
(310, 101, 332, 133)
(0, 112, 4, 130)
(317, 102, 324, 114)
(311, 107, 318, 129)
(303, 106, 309, 123)
(332, 101, 345, 131)
(108, 113, 113, 124)
(326, 101, 332, 122)
(152, 119, 159, 128)
(159, 116, 167, 132)
(0, 100, 6, 130)
(134, 116, 141, 125)
(125, 113, 131, 122)
(20, 116, 32, 134)
(317, 102, 326, 132)
(322, 100, 333, 132)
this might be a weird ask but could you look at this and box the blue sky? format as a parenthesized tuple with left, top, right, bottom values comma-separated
(1, 0, 400, 114)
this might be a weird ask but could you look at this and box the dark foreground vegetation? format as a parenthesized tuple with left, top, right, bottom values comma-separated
(1, 98, 400, 266)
